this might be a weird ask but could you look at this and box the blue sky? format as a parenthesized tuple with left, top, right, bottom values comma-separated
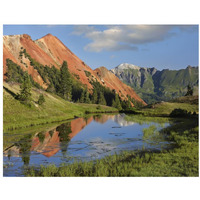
(3, 25, 199, 70)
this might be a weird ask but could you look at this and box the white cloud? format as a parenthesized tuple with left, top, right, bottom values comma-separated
(72, 25, 197, 52)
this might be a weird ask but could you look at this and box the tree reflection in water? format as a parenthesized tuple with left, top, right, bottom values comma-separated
(57, 122, 71, 157)
(15, 134, 32, 165)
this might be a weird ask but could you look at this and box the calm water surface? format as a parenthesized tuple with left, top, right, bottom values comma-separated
(3, 114, 172, 177)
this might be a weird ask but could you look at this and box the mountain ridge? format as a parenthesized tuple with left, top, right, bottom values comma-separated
(3, 34, 146, 106)
(111, 63, 198, 104)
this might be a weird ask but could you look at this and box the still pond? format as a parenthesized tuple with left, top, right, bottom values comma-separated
(3, 114, 172, 177)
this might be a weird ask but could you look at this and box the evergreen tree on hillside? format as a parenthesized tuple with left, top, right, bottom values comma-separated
(98, 92, 106, 105)
(59, 61, 72, 100)
(91, 88, 98, 104)
(112, 93, 122, 110)
(38, 94, 45, 105)
(121, 99, 132, 110)
(112, 99, 116, 108)
(125, 99, 132, 109)
(79, 90, 85, 103)
(18, 72, 32, 104)
(85, 91, 91, 104)
(185, 84, 193, 96)
(46, 82, 56, 93)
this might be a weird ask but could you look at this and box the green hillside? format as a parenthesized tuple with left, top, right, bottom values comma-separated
(154, 66, 198, 99)
(3, 82, 117, 131)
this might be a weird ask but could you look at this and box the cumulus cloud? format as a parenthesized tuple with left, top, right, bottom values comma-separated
(72, 25, 197, 52)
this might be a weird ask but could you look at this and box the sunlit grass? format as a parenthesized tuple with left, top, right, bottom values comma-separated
(3, 82, 117, 131)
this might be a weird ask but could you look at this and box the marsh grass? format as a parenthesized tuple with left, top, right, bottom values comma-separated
(142, 125, 160, 141)
(125, 114, 171, 125)
(25, 117, 198, 177)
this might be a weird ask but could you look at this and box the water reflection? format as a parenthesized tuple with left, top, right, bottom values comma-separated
(3, 114, 171, 173)
(4, 115, 128, 163)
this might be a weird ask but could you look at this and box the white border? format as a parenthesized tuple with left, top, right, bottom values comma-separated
(0, 1, 199, 200)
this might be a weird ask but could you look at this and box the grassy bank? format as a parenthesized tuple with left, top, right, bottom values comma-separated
(3, 82, 117, 131)
(136, 96, 198, 117)
(25, 116, 198, 177)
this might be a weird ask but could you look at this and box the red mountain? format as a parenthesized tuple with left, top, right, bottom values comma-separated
(3, 34, 146, 106)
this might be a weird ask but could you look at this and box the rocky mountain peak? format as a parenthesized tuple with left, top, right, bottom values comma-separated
(116, 63, 141, 70)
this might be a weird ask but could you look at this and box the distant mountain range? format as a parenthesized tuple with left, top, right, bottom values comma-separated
(111, 63, 199, 104)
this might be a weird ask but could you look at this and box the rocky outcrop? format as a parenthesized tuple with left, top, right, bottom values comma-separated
(94, 67, 146, 105)
(110, 63, 157, 93)
(35, 34, 100, 89)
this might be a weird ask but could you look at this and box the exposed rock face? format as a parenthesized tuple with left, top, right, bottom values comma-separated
(94, 67, 146, 105)
(35, 34, 100, 89)
(3, 34, 146, 105)
(3, 34, 48, 88)
(114, 63, 141, 70)
(110, 63, 157, 93)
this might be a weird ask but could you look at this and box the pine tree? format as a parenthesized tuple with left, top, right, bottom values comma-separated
(185, 84, 193, 96)
(112, 99, 116, 108)
(114, 93, 122, 110)
(59, 61, 72, 100)
(121, 99, 132, 110)
(85, 91, 91, 104)
(92, 88, 98, 104)
(38, 94, 45, 105)
(98, 92, 106, 105)
(46, 82, 56, 93)
(126, 99, 132, 109)
(79, 90, 85, 103)
(18, 72, 32, 104)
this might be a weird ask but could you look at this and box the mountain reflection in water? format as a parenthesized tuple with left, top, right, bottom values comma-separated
(4, 114, 133, 163)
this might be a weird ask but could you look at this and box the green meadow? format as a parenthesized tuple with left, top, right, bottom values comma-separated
(3, 82, 117, 131)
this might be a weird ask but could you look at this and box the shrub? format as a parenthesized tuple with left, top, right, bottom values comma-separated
(38, 94, 45, 105)
(170, 109, 189, 118)
(84, 70, 91, 77)
(96, 105, 101, 110)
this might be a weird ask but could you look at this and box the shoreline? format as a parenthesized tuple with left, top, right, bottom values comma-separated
(3, 110, 119, 132)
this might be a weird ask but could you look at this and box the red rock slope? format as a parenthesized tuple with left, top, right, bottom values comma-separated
(94, 67, 146, 105)
(35, 34, 101, 89)
(3, 35, 49, 88)
(3, 33, 146, 105)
